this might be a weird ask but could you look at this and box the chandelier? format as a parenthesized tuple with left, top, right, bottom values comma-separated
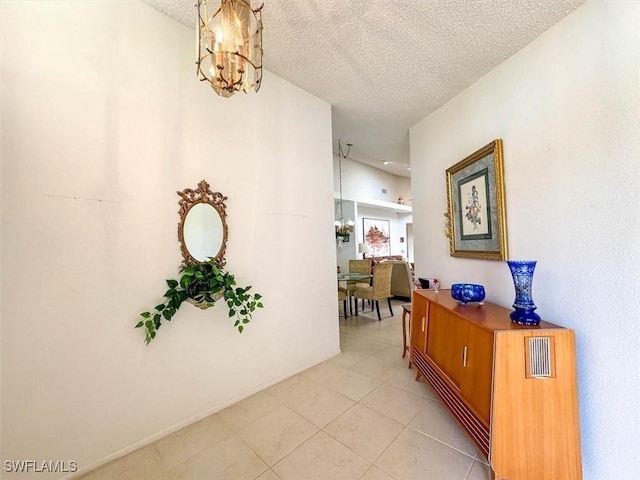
(335, 140, 355, 243)
(196, 0, 263, 98)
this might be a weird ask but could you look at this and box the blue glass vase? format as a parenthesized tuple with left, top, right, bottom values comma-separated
(507, 260, 541, 326)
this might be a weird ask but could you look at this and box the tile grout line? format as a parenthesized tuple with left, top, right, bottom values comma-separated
(365, 424, 409, 480)
(273, 428, 372, 479)
(80, 303, 452, 480)
(337, 311, 481, 479)
(150, 443, 170, 476)
(463, 455, 475, 480)
(316, 403, 374, 470)
(312, 367, 420, 476)
(404, 424, 478, 461)
(234, 431, 274, 474)
(298, 360, 410, 479)
(255, 319, 406, 477)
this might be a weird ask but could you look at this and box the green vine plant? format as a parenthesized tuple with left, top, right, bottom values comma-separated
(136, 259, 263, 344)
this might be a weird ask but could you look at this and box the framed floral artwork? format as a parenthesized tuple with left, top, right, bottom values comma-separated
(363, 218, 390, 256)
(446, 139, 508, 260)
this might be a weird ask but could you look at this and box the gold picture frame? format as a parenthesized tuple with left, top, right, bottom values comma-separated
(446, 139, 508, 260)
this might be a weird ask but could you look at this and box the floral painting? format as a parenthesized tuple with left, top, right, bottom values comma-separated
(459, 168, 491, 239)
(363, 218, 390, 256)
(464, 186, 482, 229)
(446, 139, 508, 260)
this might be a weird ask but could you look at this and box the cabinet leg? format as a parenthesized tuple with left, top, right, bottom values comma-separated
(414, 370, 421, 381)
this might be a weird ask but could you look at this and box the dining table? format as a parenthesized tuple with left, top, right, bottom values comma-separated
(337, 272, 371, 283)
(337, 273, 372, 317)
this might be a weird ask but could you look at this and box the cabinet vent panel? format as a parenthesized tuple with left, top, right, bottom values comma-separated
(528, 337, 551, 378)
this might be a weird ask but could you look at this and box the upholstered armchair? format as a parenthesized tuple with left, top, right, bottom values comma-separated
(353, 262, 394, 321)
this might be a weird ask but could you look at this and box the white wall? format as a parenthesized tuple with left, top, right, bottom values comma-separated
(410, 2, 640, 479)
(333, 156, 412, 271)
(1, 1, 338, 477)
(334, 203, 413, 273)
(334, 156, 411, 205)
(357, 207, 411, 257)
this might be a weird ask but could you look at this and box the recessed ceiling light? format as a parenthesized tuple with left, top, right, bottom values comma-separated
(407, 167, 412, 171)
(383, 161, 391, 165)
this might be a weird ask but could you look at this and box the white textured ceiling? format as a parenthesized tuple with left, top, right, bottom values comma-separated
(142, 0, 585, 177)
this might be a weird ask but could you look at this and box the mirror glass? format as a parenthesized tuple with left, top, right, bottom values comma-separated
(183, 202, 224, 262)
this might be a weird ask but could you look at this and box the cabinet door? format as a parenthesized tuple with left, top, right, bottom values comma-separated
(425, 304, 465, 389)
(460, 324, 493, 424)
(410, 293, 429, 353)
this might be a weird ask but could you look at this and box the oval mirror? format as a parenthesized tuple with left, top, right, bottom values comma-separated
(183, 203, 224, 262)
(177, 180, 228, 267)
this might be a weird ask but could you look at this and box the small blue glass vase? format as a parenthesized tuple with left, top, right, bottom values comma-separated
(506, 260, 541, 326)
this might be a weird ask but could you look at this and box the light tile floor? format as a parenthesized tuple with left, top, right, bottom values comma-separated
(79, 299, 492, 480)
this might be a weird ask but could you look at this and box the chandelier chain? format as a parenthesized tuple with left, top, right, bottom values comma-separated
(337, 140, 352, 219)
(335, 140, 354, 242)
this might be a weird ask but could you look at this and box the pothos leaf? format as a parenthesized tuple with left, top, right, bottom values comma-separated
(138, 259, 263, 343)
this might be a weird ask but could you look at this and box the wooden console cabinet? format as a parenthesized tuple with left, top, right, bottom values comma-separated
(410, 289, 582, 480)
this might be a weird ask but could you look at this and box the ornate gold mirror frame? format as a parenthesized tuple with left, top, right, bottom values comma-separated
(177, 180, 228, 267)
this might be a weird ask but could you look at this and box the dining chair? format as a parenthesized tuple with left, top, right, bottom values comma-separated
(353, 262, 394, 321)
(338, 287, 349, 318)
(347, 259, 372, 313)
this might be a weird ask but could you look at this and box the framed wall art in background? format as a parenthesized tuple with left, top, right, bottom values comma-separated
(363, 218, 391, 256)
(446, 139, 508, 260)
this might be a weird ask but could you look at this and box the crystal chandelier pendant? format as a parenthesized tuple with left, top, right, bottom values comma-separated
(335, 141, 354, 242)
(196, 0, 263, 97)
